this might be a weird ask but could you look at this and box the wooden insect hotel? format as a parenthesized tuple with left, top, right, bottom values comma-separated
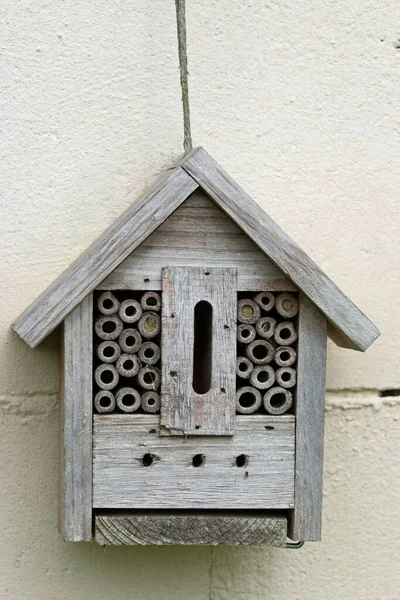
(12, 148, 379, 547)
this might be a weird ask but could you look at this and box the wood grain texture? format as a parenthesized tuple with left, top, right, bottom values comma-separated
(161, 266, 237, 436)
(61, 295, 93, 541)
(92, 415, 295, 510)
(289, 294, 327, 542)
(12, 166, 198, 347)
(181, 148, 379, 352)
(98, 190, 295, 292)
(95, 512, 288, 547)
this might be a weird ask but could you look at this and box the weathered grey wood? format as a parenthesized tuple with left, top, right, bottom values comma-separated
(12, 166, 198, 347)
(93, 415, 295, 510)
(61, 295, 93, 541)
(289, 293, 327, 541)
(95, 512, 288, 547)
(161, 266, 237, 436)
(181, 148, 379, 351)
(99, 190, 295, 292)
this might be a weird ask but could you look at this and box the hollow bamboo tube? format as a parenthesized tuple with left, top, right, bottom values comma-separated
(236, 386, 262, 414)
(94, 390, 116, 413)
(138, 312, 161, 339)
(96, 341, 121, 363)
(116, 353, 141, 378)
(141, 291, 161, 312)
(263, 386, 293, 415)
(255, 317, 277, 340)
(119, 299, 142, 324)
(275, 293, 299, 319)
(137, 366, 161, 390)
(253, 292, 275, 312)
(237, 324, 256, 344)
(95, 315, 123, 341)
(276, 367, 297, 389)
(245, 339, 275, 365)
(237, 299, 260, 324)
(119, 329, 142, 354)
(274, 346, 297, 367)
(142, 391, 161, 413)
(138, 342, 161, 365)
(249, 365, 275, 390)
(274, 322, 298, 346)
(94, 364, 119, 390)
(236, 357, 254, 379)
(96, 291, 120, 316)
(116, 387, 141, 413)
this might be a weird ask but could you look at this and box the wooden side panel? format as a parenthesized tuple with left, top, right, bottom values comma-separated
(98, 190, 295, 292)
(61, 295, 93, 541)
(161, 266, 237, 436)
(181, 148, 379, 351)
(93, 415, 295, 510)
(95, 512, 288, 547)
(289, 294, 327, 541)
(12, 167, 198, 347)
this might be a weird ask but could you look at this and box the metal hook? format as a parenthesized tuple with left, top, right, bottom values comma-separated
(286, 540, 305, 549)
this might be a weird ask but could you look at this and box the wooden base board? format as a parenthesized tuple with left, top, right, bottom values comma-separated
(95, 512, 288, 547)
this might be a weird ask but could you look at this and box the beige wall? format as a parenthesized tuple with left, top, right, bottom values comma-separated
(1, 1, 399, 598)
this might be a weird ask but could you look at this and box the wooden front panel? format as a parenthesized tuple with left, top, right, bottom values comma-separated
(161, 266, 237, 436)
(92, 415, 295, 510)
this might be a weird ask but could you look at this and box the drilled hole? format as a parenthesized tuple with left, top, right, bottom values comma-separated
(192, 454, 205, 467)
(99, 396, 111, 408)
(236, 454, 248, 468)
(270, 393, 286, 408)
(221, 387, 226, 393)
(121, 394, 135, 407)
(252, 345, 268, 360)
(144, 278, 150, 283)
(239, 392, 256, 408)
(102, 321, 116, 334)
(195, 425, 201, 430)
(100, 370, 113, 384)
(103, 346, 115, 358)
(142, 453, 154, 467)
(204, 271, 210, 276)
(144, 372, 156, 384)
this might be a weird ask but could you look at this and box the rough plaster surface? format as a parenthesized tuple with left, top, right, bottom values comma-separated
(1, 1, 399, 599)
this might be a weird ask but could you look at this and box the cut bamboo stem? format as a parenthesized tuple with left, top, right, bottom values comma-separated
(263, 387, 292, 415)
(95, 315, 123, 341)
(274, 322, 298, 346)
(142, 391, 161, 413)
(94, 390, 116, 413)
(116, 387, 141, 413)
(138, 312, 161, 339)
(236, 357, 253, 379)
(274, 346, 297, 367)
(116, 353, 141, 378)
(141, 292, 161, 312)
(94, 364, 119, 390)
(255, 317, 277, 340)
(236, 387, 262, 414)
(249, 365, 275, 390)
(237, 299, 260, 324)
(96, 341, 121, 363)
(253, 292, 275, 312)
(275, 293, 299, 319)
(96, 291, 120, 316)
(119, 299, 142, 324)
(138, 342, 161, 365)
(276, 367, 297, 389)
(137, 366, 161, 390)
(119, 329, 142, 353)
(245, 339, 275, 365)
(237, 324, 256, 344)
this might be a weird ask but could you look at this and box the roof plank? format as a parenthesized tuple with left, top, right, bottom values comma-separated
(12, 166, 198, 347)
(181, 148, 379, 351)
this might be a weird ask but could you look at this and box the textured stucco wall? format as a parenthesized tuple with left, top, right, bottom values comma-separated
(1, 1, 399, 599)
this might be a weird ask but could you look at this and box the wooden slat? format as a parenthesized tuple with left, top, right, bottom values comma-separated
(61, 295, 93, 541)
(12, 166, 198, 347)
(92, 415, 295, 510)
(98, 190, 295, 292)
(95, 512, 288, 547)
(181, 148, 379, 352)
(161, 266, 237, 436)
(289, 294, 327, 541)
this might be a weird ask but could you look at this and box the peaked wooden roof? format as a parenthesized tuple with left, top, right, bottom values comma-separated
(12, 147, 379, 351)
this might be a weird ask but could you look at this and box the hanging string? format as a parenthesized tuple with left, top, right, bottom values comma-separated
(175, 0, 193, 153)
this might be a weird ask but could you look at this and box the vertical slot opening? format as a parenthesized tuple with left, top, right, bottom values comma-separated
(192, 301, 213, 394)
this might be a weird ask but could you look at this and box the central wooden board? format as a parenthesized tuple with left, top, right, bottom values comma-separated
(161, 266, 237, 436)
(92, 415, 295, 510)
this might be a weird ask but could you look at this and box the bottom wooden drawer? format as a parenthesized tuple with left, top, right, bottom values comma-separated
(93, 415, 295, 510)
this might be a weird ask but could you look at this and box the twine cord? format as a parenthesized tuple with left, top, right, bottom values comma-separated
(175, 0, 193, 152)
